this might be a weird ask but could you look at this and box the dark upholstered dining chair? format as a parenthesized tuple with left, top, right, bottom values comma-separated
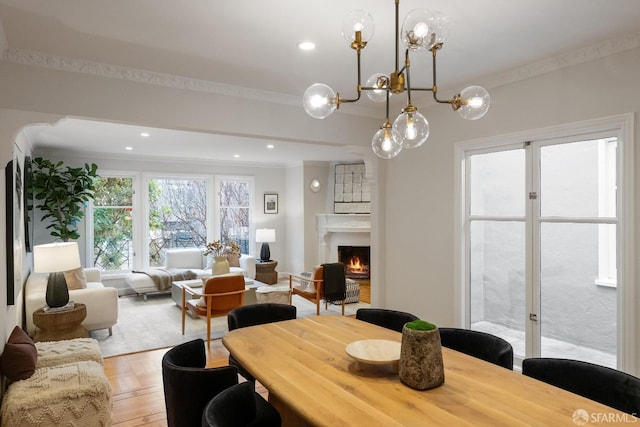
(201, 381, 281, 427)
(522, 358, 640, 415)
(162, 339, 239, 427)
(227, 303, 297, 382)
(162, 339, 280, 427)
(355, 308, 419, 333)
(439, 327, 514, 370)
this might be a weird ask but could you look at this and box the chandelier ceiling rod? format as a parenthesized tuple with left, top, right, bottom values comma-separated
(302, 0, 491, 159)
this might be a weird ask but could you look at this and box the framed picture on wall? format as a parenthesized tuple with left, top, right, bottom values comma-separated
(264, 193, 278, 214)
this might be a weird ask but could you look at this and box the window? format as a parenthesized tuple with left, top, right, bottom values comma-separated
(90, 175, 135, 273)
(216, 176, 253, 254)
(147, 177, 209, 266)
(455, 114, 634, 372)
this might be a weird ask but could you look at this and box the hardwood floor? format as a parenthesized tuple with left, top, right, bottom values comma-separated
(104, 340, 268, 426)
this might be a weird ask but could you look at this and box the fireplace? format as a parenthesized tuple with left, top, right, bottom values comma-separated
(338, 246, 370, 280)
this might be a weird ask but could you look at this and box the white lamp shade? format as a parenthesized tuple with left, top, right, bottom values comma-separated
(255, 229, 276, 243)
(33, 242, 82, 273)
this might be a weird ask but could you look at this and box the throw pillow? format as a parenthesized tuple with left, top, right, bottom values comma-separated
(0, 326, 37, 382)
(305, 265, 323, 293)
(227, 253, 240, 268)
(64, 267, 87, 290)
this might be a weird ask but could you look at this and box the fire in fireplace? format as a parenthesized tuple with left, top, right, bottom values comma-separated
(338, 246, 370, 279)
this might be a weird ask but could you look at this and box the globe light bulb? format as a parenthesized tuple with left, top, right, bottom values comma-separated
(457, 85, 490, 120)
(303, 83, 338, 119)
(413, 21, 429, 38)
(342, 10, 375, 44)
(372, 126, 403, 159)
(401, 9, 450, 51)
(366, 73, 390, 103)
(393, 109, 429, 148)
(405, 119, 418, 140)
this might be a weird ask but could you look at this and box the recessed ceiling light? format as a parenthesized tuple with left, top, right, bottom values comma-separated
(140, 132, 150, 138)
(267, 144, 275, 149)
(125, 146, 133, 151)
(233, 154, 240, 158)
(298, 41, 315, 51)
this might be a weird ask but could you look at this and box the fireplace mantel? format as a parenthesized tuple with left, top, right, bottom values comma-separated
(316, 214, 371, 264)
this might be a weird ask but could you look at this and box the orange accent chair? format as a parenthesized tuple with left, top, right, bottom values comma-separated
(182, 274, 246, 347)
(288, 263, 346, 316)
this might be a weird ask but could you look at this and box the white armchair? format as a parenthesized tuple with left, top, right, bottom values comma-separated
(25, 267, 119, 336)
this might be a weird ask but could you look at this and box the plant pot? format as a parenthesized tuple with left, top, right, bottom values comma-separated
(399, 325, 445, 390)
(212, 256, 230, 276)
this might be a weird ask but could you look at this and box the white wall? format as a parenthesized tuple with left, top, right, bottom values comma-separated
(284, 163, 304, 275)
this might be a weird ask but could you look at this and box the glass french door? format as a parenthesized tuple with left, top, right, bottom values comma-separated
(466, 135, 619, 368)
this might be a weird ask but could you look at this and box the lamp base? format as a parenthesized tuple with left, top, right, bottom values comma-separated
(46, 271, 70, 308)
(259, 243, 271, 262)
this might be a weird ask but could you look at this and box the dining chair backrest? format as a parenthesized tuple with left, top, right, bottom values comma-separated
(439, 327, 514, 370)
(355, 308, 419, 333)
(522, 358, 640, 415)
(161, 339, 238, 427)
(201, 381, 282, 427)
(228, 303, 297, 331)
(203, 274, 245, 312)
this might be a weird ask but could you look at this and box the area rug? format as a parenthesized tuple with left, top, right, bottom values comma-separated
(91, 292, 369, 358)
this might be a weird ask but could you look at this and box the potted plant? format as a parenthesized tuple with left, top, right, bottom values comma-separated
(31, 157, 99, 241)
(203, 240, 240, 275)
(398, 319, 445, 390)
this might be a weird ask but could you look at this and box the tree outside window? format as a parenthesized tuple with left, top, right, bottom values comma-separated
(218, 178, 250, 254)
(92, 177, 134, 272)
(148, 178, 208, 266)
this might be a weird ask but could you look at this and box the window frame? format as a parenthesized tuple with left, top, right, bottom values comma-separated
(453, 113, 635, 374)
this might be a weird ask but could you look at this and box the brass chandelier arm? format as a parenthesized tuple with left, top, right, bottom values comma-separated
(338, 39, 365, 105)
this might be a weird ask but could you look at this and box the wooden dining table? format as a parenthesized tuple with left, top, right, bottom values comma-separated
(222, 315, 629, 426)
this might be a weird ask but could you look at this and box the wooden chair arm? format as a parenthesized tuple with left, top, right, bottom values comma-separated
(289, 274, 323, 297)
(288, 274, 322, 284)
(184, 284, 202, 298)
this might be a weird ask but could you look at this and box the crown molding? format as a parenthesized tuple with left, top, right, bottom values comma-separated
(2, 47, 304, 107)
(1, 32, 639, 109)
(481, 32, 640, 89)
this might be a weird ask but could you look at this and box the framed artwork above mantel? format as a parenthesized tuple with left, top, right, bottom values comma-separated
(334, 163, 370, 214)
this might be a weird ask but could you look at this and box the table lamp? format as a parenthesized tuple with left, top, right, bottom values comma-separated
(256, 228, 276, 262)
(33, 242, 81, 308)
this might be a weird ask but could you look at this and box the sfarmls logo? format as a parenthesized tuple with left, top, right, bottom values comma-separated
(573, 409, 638, 425)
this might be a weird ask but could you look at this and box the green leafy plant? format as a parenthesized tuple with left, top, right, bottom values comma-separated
(32, 157, 99, 241)
(405, 320, 437, 331)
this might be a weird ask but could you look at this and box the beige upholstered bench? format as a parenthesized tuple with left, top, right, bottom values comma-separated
(1, 337, 112, 426)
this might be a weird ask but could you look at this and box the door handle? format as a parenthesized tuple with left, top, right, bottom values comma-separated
(529, 313, 538, 322)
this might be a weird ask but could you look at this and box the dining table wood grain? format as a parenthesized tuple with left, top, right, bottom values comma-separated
(222, 315, 629, 426)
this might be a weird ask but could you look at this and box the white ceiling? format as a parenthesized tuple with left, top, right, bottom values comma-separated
(2, 0, 640, 164)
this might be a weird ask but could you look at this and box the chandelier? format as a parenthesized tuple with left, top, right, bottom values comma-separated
(302, 1, 490, 159)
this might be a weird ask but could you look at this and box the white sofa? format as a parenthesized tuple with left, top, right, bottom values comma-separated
(165, 248, 256, 279)
(25, 268, 119, 336)
(125, 248, 257, 298)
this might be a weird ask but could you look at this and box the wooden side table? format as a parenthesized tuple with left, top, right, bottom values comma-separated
(255, 260, 278, 284)
(32, 303, 89, 342)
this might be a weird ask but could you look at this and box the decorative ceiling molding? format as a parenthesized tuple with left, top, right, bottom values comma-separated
(481, 33, 640, 89)
(3, 47, 302, 107)
(1, 32, 639, 109)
